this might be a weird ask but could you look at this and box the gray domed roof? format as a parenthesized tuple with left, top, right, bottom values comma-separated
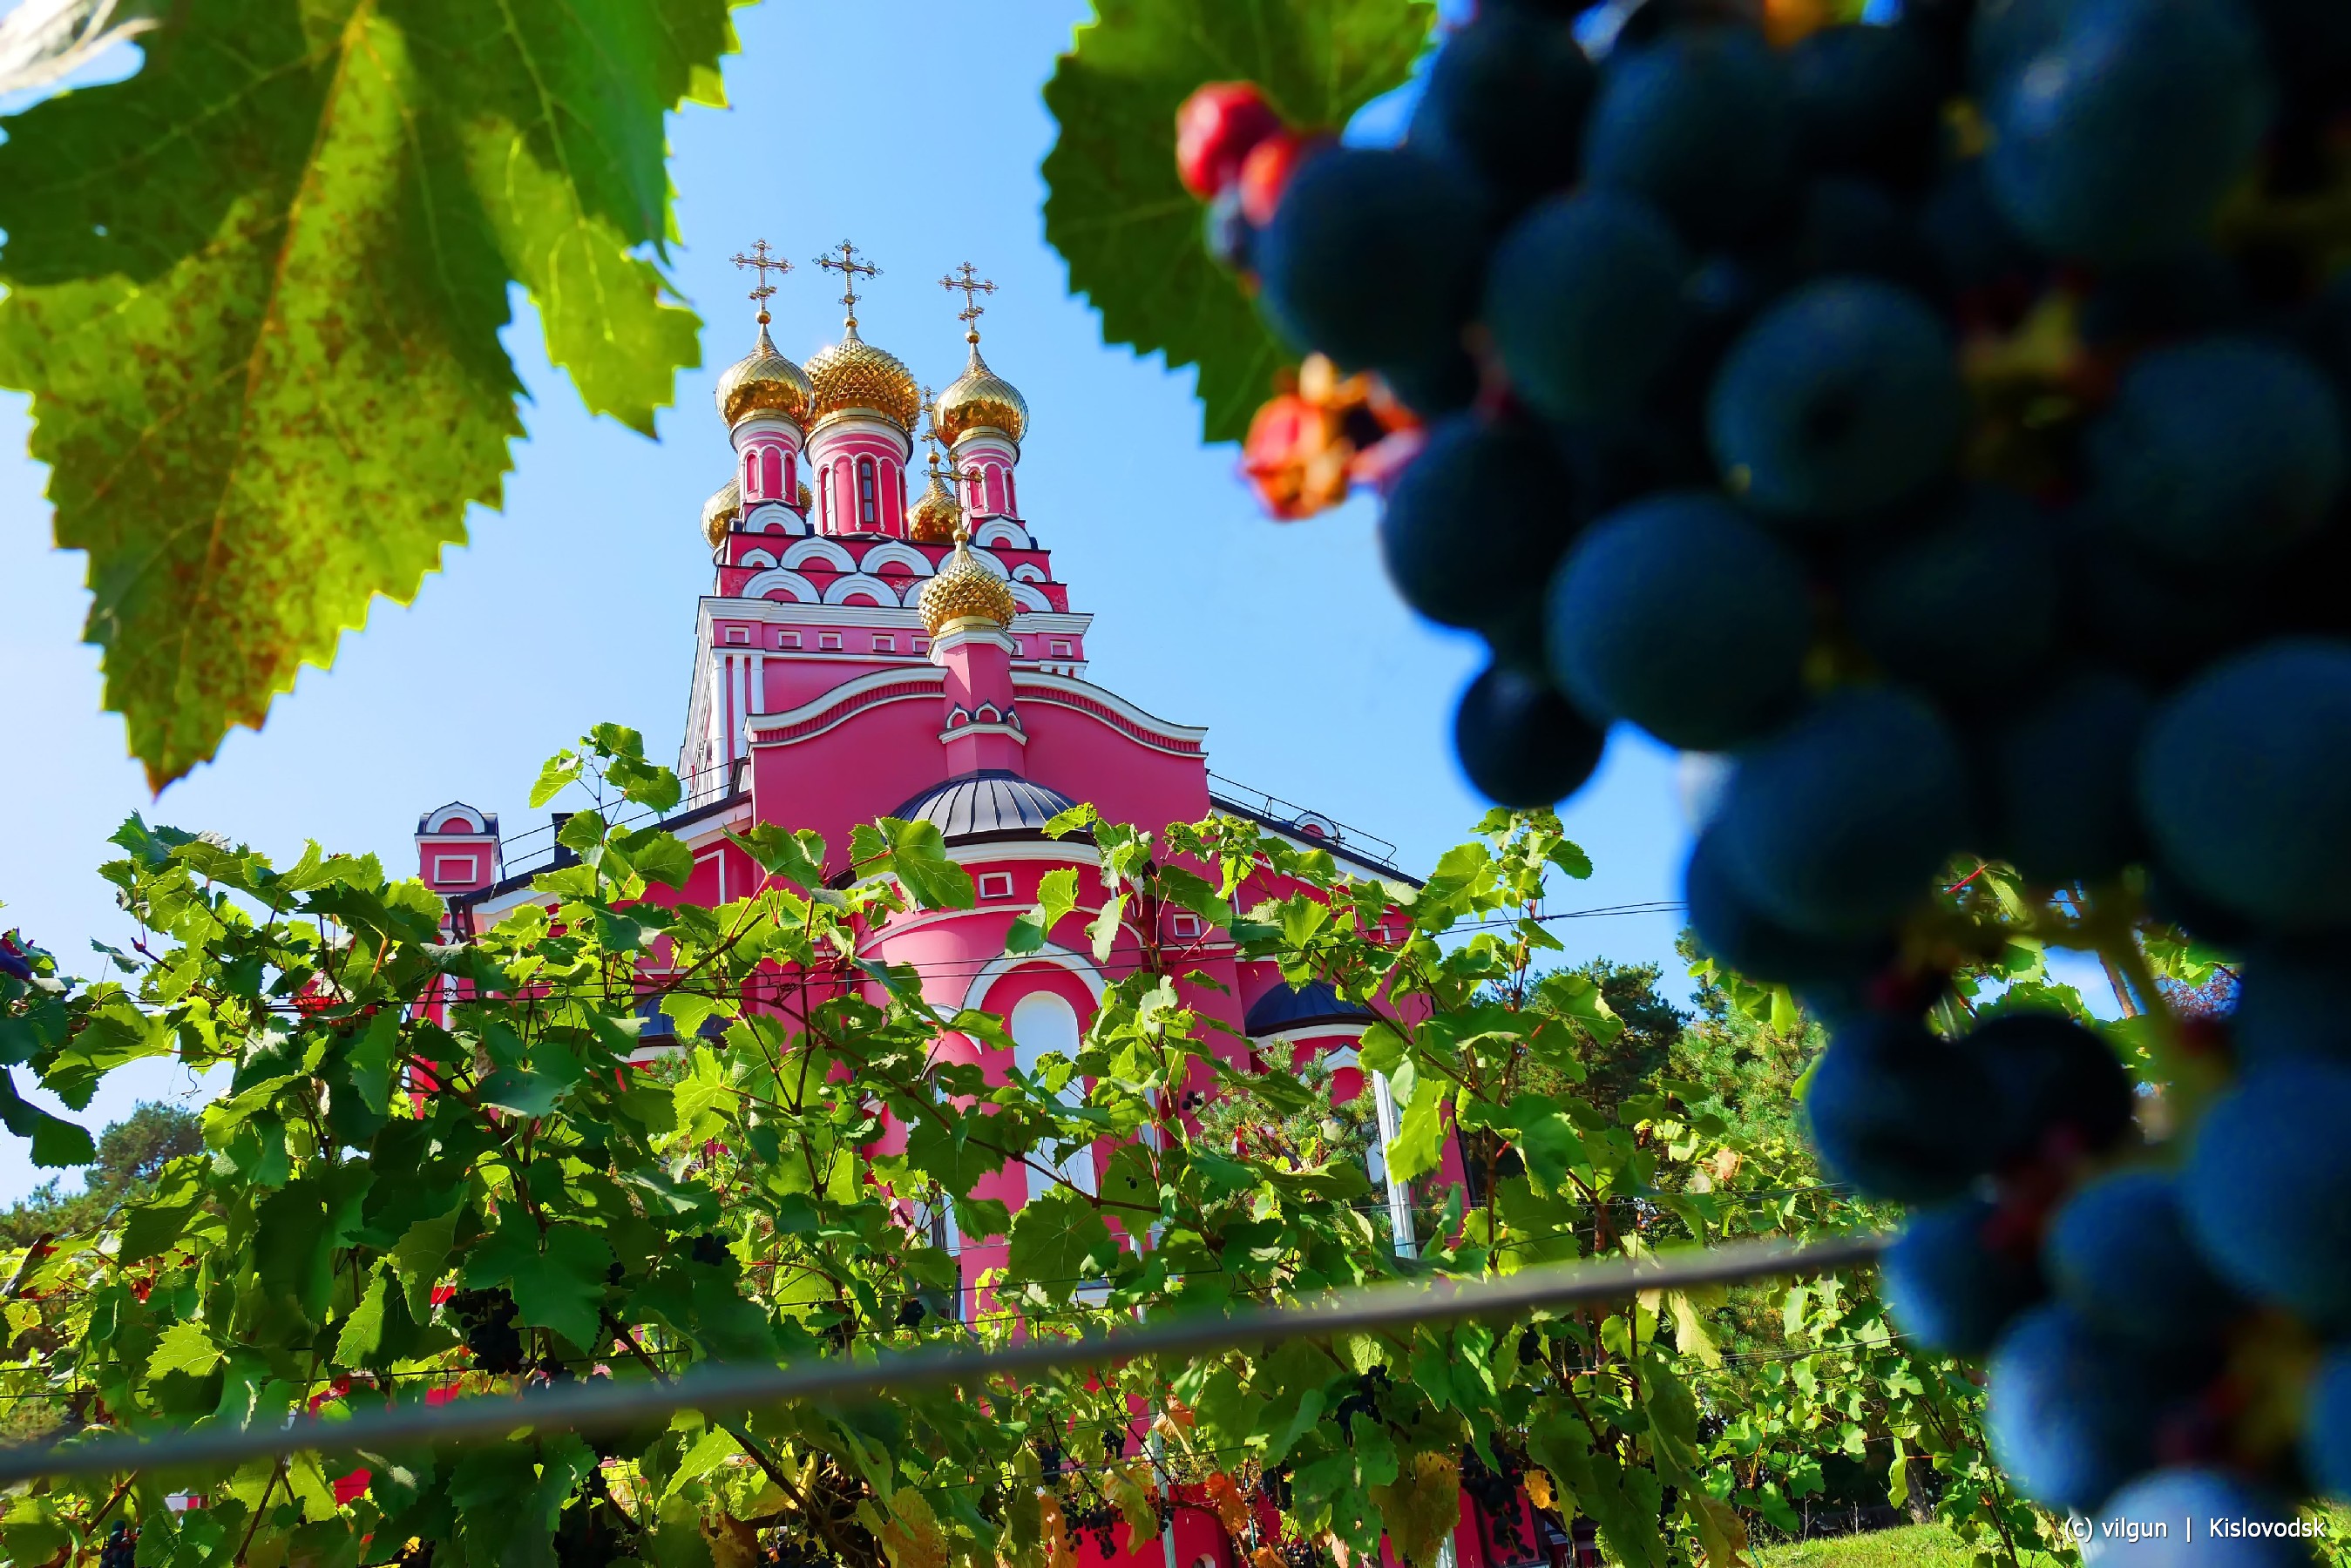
(891, 770, 1079, 841)
(1244, 979, 1374, 1037)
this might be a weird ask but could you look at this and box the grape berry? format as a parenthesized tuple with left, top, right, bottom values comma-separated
(1183, 0, 2351, 1534)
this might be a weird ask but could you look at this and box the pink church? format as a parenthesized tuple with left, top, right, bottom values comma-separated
(410, 249, 1559, 1568)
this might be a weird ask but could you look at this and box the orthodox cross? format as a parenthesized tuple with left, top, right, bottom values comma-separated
(729, 238, 790, 323)
(917, 385, 947, 472)
(951, 459, 990, 521)
(815, 240, 880, 323)
(939, 262, 997, 337)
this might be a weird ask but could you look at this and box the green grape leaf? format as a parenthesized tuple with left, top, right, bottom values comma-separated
(148, 1321, 226, 1380)
(391, 1207, 461, 1322)
(1040, 0, 1437, 443)
(464, 1218, 613, 1349)
(852, 818, 976, 911)
(663, 1428, 743, 1501)
(0, 1071, 95, 1168)
(0, 0, 735, 786)
(346, 1010, 401, 1120)
(1386, 1078, 1450, 1182)
(335, 1271, 391, 1368)
(1006, 866, 1085, 955)
(1006, 1186, 1118, 1300)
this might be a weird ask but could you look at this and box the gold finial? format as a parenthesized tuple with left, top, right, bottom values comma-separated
(918, 382, 941, 451)
(918, 498, 1019, 633)
(815, 239, 881, 328)
(730, 238, 791, 326)
(939, 261, 997, 344)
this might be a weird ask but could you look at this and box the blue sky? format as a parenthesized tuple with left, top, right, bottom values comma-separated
(0, 0, 1701, 1202)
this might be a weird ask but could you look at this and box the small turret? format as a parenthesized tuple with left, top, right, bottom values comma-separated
(935, 263, 1027, 524)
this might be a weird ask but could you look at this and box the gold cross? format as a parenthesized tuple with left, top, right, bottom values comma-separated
(949, 461, 990, 524)
(917, 384, 945, 462)
(939, 261, 997, 337)
(730, 238, 791, 323)
(815, 239, 881, 322)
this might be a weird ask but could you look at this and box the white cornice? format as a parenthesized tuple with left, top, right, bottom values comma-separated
(698, 598, 1093, 638)
(747, 666, 946, 737)
(1013, 671, 1209, 747)
(939, 721, 1026, 745)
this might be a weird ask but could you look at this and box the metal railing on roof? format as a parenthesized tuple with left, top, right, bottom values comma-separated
(1205, 771, 1401, 866)
(487, 760, 748, 885)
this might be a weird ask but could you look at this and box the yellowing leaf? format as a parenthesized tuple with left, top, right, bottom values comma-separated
(1103, 1465, 1160, 1542)
(0, 0, 735, 783)
(1369, 1450, 1459, 1568)
(878, 1488, 949, 1568)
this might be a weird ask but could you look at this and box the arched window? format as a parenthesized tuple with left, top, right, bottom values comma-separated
(1010, 991, 1095, 1198)
(783, 452, 796, 503)
(743, 452, 757, 496)
(761, 446, 783, 499)
(984, 465, 1006, 517)
(1004, 469, 1017, 517)
(816, 469, 830, 531)
(857, 456, 879, 529)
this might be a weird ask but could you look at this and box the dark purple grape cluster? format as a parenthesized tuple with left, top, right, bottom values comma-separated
(98, 1521, 135, 1568)
(763, 1532, 835, 1568)
(446, 1288, 526, 1375)
(1460, 1448, 1529, 1558)
(1328, 1365, 1392, 1429)
(1067, 1498, 1121, 1556)
(1225, 0, 2351, 1543)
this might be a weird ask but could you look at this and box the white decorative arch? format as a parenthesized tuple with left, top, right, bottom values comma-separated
(742, 567, 819, 603)
(781, 536, 857, 573)
(973, 518, 1029, 551)
(1012, 563, 1047, 584)
(963, 941, 1108, 1014)
(859, 540, 934, 578)
(743, 501, 805, 537)
(738, 548, 779, 569)
(823, 571, 904, 606)
(968, 548, 1011, 580)
(423, 802, 488, 834)
(1009, 581, 1052, 613)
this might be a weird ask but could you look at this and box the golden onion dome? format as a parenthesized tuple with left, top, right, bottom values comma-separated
(907, 461, 962, 544)
(805, 319, 923, 431)
(714, 322, 813, 429)
(701, 476, 741, 549)
(918, 533, 1019, 635)
(934, 339, 1029, 447)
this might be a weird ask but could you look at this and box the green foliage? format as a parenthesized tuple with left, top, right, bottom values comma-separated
(0, 0, 736, 787)
(1751, 1522, 2068, 1567)
(1040, 0, 1435, 443)
(0, 741, 1957, 1568)
(0, 1099, 203, 1246)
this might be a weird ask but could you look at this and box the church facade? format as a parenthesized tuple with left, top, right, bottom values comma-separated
(410, 247, 1538, 1568)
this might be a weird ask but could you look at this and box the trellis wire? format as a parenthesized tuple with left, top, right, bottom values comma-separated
(0, 1233, 1881, 1486)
